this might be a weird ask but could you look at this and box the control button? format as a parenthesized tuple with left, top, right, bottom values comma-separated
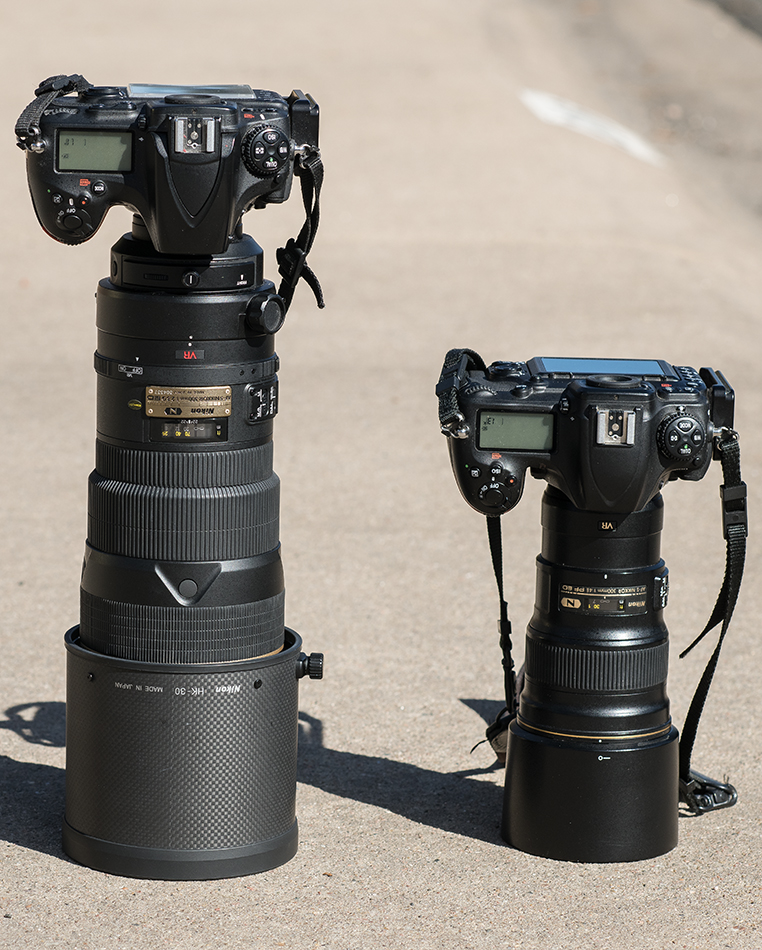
(51, 193, 64, 205)
(512, 385, 532, 399)
(178, 579, 198, 598)
(488, 361, 524, 379)
(92, 181, 106, 195)
(62, 213, 84, 230)
(480, 485, 505, 508)
(658, 414, 705, 461)
(82, 86, 123, 99)
(469, 467, 481, 479)
(242, 126, 291, 177)
(182, 270, 201, 288)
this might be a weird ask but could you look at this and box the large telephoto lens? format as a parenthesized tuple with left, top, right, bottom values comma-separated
(79, 229, 284, 664)
(62, 224, 309, 879)
(502, 486, 679, 862)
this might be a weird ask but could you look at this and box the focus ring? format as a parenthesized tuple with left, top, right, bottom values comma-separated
(525, 639, 669, 692)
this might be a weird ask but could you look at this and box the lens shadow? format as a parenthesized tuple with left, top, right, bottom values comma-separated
(0, 755, 66, 858)
(0, 700, 508, 856)
(297, 701, 506, 845)
(0, 702, 67, 858)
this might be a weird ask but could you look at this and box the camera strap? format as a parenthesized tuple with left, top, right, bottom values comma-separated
(677, 430, 747, 814)
(436, 348, 487, 437)
(276, 147, 325, 313)
(487, 515, 518, 720)
(16, 74, 93, 150)
(436, 349, 519, 746)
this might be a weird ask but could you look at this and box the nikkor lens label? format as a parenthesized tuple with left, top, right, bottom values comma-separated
(559, 584, 648, 615)
(145, 386, 232, 417)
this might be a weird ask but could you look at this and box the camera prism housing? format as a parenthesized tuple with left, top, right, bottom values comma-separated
(439, 354, 736, 862)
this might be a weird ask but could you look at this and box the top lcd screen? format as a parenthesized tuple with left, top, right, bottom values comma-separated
(57, 130, 132, 172)
(531, 358, 675, 377)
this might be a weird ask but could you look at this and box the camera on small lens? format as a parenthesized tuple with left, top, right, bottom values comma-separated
(437, 351, 743, 862)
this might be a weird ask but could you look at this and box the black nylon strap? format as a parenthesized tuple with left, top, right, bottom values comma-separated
(678, 433, 746, 807)
(486, 515, 518, 717)
(276, 147, 324, 313)
(16, 75, 92, 149)
(436, 348, 487, 436)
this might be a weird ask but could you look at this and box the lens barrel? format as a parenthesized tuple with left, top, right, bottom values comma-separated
(502, 487, 679, 862)
(63, 232, 312, 879)
(79, 233, 284, 664)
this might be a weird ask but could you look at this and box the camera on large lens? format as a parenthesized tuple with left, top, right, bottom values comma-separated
(437, 351, 746, 862)
(17, 75, 325, 879)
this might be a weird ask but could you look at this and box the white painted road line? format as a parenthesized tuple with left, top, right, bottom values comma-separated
(519, 88, 666, 167)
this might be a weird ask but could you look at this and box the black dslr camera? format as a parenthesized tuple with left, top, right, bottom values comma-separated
(437, 351, 746, 863)
(442, 356, 734, 515)
(19, 79, 318, 255)
(17, 75, 325, 880)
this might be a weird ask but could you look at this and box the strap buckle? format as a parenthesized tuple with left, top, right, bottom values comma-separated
(437, 354, 471, 437)
(17, 124, 44, 153)
(435, 355, 469, 397)
(440, 411, 469, 439)
(679, 770, 738, 815)
(17, 74, 92, 152)
(276, 238, 307, 292)
(294, 143, 321, 165)
(34, 74, 82, 97)
(721, 481, 748, 540)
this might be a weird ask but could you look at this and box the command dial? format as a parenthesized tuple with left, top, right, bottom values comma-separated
(242, 126, 291, 177)
(658, 413, 706, 461)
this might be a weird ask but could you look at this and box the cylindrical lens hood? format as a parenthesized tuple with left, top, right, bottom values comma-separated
(503, 720, 679, 862)
(63, 627, 304, 879)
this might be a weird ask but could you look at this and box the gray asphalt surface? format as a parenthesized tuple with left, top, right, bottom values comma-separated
(1, 1, 761, 947)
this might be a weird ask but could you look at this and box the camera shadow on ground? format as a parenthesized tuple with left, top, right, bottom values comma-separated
(0, 702, 68, 860)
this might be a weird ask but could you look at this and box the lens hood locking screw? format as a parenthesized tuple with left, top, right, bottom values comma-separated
(297, 652, 324, 680)
(246, 292, 286, 334)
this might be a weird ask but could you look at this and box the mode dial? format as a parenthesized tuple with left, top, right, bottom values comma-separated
(241, 126, 291, 177)
(658, 413, 706, 461)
